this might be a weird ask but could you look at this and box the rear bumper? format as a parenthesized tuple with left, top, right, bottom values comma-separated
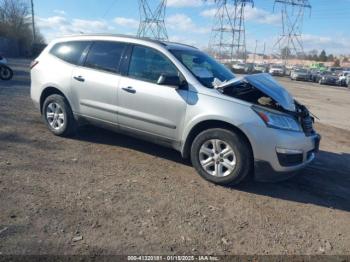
(270, 71, 284, 76)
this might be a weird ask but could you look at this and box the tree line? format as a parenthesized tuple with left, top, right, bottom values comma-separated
(0, 0, 45, 56)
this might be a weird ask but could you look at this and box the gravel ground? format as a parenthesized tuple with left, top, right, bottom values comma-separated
(0, 60, 350, 255)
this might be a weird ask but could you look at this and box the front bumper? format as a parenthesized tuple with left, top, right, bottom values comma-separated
(241, 122, 321, 181)
(294, 75, 309, 81)
(255, 133, 320, 182)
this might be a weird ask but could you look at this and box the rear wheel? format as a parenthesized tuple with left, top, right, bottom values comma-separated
(190, 128, 253, 186)
(42, 94, 76, 136)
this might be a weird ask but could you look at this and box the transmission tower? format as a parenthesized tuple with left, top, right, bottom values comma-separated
(208, 0, 254, 62)
(137, 0, 168, 41)
(273, 0, 311, 63)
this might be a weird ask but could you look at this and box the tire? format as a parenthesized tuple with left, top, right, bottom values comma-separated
(0, 65, 13, 81)
(190, 128, 253, 186)
(42, 94, 76, 136)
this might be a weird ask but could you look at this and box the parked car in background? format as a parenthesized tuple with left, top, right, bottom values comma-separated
(309, 69, 320, 82)
(30, 34, 321, 185)
(0, 55, 8, 65)
(346, 75, 350, 87)
(269, 64, 285, 76)
(232, 63, 246, 73)
(318, 72, 339, 86)
(310, 62, 327, 72)
(254, 64, 268, 73)
(338, 71, 350, 87)
(244, 63, 255, 74)
(329, 67, 344, 76)
(290, 68, 310, 81)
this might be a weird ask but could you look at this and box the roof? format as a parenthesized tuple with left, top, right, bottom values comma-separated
(55, 33, 198, 50)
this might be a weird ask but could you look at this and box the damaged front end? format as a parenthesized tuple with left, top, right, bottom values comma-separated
(215, 73, 317, 137)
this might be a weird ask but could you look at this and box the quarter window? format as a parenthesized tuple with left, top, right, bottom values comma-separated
(50, 41, 90, 65)
(84, 41, 126, 73)
(128, 46, 178, 83)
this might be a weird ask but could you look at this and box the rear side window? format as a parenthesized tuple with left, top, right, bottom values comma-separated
(50, 41, 90, 65)
(84, 41, 126, 73)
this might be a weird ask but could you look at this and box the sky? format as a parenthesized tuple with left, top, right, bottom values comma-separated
(31, 0, 350, 55)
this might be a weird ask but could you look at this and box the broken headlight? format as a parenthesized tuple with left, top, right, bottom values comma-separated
(252, 106, 302, 132)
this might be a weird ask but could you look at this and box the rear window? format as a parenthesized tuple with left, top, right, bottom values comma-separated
(50, 41, 90, 65)
(84, 41, 127, 73)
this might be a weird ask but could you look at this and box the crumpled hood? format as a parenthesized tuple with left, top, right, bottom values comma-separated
(217, 73, 296, 112)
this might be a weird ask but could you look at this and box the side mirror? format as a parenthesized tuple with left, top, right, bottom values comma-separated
(157, 74, 181, 88)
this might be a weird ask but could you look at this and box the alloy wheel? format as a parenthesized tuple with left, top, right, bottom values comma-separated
(199, 139, 237, 177)
(46, 102, 65, 130)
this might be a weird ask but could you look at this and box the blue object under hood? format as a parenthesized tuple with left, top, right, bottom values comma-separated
(217, 73, 296, 112)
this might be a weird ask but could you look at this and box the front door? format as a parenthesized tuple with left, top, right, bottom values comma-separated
(118, 45, 188, 140)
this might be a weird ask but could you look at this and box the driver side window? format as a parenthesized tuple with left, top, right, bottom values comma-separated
(128, 45, 178, 83)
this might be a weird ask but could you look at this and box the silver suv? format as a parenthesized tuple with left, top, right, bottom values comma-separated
(30, 34, 321, 185)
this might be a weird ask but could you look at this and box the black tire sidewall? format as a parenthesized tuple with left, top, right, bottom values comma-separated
(42, 94, 74, 136)
(191, 128, 252, 186)
(0, 65, 13, 81)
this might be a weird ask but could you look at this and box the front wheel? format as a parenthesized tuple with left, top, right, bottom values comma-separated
(191, 128, 253, 186)
(0, 65, 13, 80)
(42, 94, 76, 137)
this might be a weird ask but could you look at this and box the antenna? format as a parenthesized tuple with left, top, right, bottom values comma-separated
(137, 0, 168, 41)
(208, 0, 254, 62)
(273, 0, 311, 63)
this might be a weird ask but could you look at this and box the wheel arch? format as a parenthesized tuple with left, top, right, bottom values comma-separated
(181, 120, 253, 159)
(40, 86, 70, 114)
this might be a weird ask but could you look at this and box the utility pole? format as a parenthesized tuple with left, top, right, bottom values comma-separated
(30, 0, 36, 43)
(263, 42, 266, 57)
(253, 40, 258, 63)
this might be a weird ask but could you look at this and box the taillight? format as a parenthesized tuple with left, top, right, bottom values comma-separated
(30, 60, 39, 69)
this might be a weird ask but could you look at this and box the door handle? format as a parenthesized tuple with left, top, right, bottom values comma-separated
(122, 86, 136, 94)
(73, 76, 85, 82)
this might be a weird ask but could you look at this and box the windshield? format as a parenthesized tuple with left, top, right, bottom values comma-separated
(272, 65, 283, 69)
(296, 69, 308, 73)
(169, 49, 235, 88)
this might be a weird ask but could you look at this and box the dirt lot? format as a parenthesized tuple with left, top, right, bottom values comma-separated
(0, 59, 350, 255)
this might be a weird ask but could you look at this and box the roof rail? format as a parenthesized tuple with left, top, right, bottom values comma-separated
(56, 33, 166, 46)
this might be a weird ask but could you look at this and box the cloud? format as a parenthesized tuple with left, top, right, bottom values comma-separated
(167, 0, 203, 7)
(53, 9, 66, 16)
(36, 16, 114, 41)
(201, 5, 281, 25)
(166, 14, 210, 34)
(302, 34, 350, 54)
(113, 17, 139, 29)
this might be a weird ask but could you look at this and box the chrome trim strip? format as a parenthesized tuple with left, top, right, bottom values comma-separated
(118, 111, 177, 130)
(80, 102, 118, 114)
(80, 102, 177, 129)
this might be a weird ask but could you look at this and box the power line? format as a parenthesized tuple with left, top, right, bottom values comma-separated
(102, 0, 118, 19)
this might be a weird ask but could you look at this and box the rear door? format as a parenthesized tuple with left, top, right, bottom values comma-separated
(71, 41, 127, 123)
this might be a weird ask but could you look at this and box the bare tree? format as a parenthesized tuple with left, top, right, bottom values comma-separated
(0, 0, 45, 55)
